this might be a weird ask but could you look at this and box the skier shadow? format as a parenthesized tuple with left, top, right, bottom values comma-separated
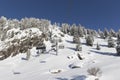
(56, 75, 86, 80)
(90, 50, 117, 56)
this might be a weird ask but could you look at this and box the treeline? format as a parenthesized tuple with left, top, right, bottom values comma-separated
(0, 16, 50, 41)
(61, 23, 98, 37)
(60, 23, 120, 56)
(60, 23, 120, 39)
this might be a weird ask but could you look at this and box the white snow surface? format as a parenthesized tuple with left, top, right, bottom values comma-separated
(0, 27, 119, 80)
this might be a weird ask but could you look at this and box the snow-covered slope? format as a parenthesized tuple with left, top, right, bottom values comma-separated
(0, 27, 119, 80)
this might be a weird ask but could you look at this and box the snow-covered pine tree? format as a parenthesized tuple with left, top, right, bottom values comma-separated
(108, 36, 115, 48)
(109, 29, 117, 37)
(87, 29, 92, 35)
(26, 49, 31, 60)
(116, 31, 120, 55)
(0, 16, 7, 41)
(38, 19, 50, 32)
(70, 24, 77, 36)
(78, 25, 84, 37)
(104, 28, 109, 38)
(0, 16, 7, 28)
(73, 34, 80, 44)
(83, 28, 87, 37)
(76, 43, 82, 51)
(96, 43, 100, 50)
(98, 29, 105, 39)
(116, 45, 120, 56)
(8, 19, 20, 29)
(61, 23, 70, 34)
(20, 18, 50, 31)
(91, 30, 98, 37)
(117, 30, 120, 45)
(1, 30, 7, 41)
(86, 35, 94, 46)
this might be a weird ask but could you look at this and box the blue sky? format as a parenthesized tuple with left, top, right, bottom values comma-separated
(0, 0, 120, 31)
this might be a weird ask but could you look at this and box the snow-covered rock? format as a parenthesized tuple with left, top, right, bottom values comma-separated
(69, 61, 83, 69)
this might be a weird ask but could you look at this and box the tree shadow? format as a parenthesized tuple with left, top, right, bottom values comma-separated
(13, 71, 21, 75)
(81, 43, 86, 45)
(90, 50, 117, 56)
(100, 44, 108, 47)
(71, 75, 87, 80)
(67, 47, 76, 51)
(21, 57, 28, 60)
(40, 61, 46, 63)
(56, 77, 68, 80)
(66, 40, 74, 44)
(56, 75, 86, 80)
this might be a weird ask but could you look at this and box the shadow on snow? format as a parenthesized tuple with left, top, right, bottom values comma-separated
(90, 50, 117, 56)
(67, 47, 76, 51)
(56, 75, 86, 80)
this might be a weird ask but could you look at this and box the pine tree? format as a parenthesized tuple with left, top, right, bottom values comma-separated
(83, 28, 87, 37)
(70, 24, 76, 36)
(92, 30, 98, 37)
(96, 43, 100, 50)
(86, 35, 94, 46)
(78, 25, 84, 37)
(110, 29, 117, 37)
(76, 43, 82, 51)
(98, 29, 105, 39)
(73, 34, 80, 44)
(108, 36, 115, 48)
(116, 45, 120, 56)
(0, 16, 7, 41)
(117, 30, 120, 45)
(104, 28, 109, 38)
(26, 49, 31, 60)
(116, 31, 120, 55)
(87, 29, 92, 35)
(1, 30, 7, 41)
(61, 23, 70, 34)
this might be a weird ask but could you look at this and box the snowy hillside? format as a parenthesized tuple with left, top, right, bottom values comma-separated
(0, 17, 120, 80)
(0, 25, 119, 80)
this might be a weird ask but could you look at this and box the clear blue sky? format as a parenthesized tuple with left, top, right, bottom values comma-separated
(0, 0, 120, 31)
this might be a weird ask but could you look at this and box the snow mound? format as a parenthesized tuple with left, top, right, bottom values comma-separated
(69, 61, 83, 69)
(49, 69, 64, 74)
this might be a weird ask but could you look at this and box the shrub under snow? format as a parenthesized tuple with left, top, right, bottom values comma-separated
(87, 67, 102, 77)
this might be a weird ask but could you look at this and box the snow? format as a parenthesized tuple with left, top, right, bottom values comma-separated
(0, 26, 119, 80)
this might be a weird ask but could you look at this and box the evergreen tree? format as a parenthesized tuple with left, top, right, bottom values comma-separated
(96, 43, 100, 50)
(109, 29, 117, 37)
(83, 28, 87, 37)
(117, 30, 120, 45)
(78, 25, 84, 37)
(26, 49, 31, 60)
(91, 30, 98, 37)
(104, 28, 109, 38)
(108, 36, 115, 48)
(87, 29, 92, 35)
(76, 43, 82, 51)
(98, 29, 105, 39)
(116, 30, 120, 55)
(86, 35, 94, 46)
(70, 24, 77, 36)
(61, 23, 70, 34)
(73, 34, 80, 44)
(116, 44, 120, 56)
